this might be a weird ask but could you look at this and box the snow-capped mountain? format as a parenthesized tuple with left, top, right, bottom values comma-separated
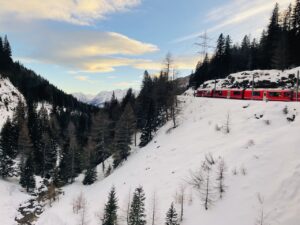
(73, 89, 139, 107)
(0, 75, 25, 129)
(199, 67, 300, 90)
(72, 93, 94, 104)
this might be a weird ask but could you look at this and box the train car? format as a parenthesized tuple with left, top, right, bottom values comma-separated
(213, 90, 228, 98)
(293, 92, 300, 101)
(265, 90, 293, 101)
(244, 89, 264, 101)
(229, 89, 244, 99)
(196, 88, 299, 102)
(196, 89, 213, 97)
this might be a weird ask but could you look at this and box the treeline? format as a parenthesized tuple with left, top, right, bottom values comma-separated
(0, 35, 96, 113)
(189, 1, 300, 88)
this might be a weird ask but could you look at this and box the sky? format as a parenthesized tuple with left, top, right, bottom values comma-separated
(0, 0, 292, 95)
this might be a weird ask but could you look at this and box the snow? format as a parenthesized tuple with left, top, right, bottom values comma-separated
(31, 96, 300, 225)
(199, 67, 300, 90)
(36, 102, 53, 115)
(0, 75, 25, 130)
(0, 179, 31, 225)
(73, 89, 139, 107)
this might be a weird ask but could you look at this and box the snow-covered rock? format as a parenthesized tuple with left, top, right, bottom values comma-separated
(32, 96, 300, 225)
(0, 75, 25, 129)
(200, 67, 300, 90)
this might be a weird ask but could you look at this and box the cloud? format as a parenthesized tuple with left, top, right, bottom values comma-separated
(133, 55, 200, 71)
(0, 0, 141, 25)
(9, 24, 159, 73)
(75, 75, 89, 81)
(61, 32, 159, 58)
(174, 0, 291, 43)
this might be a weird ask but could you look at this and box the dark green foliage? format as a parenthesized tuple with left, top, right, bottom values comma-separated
(112, 104, 136, 168)
(137, 68, 176, 147)
(189, 2, 300, 89)
(0, 118, 17, 178)
(82, 153, 97, 185)
(102, 187, 118, 225)
(128, 186, 146, 225)
(165, 203, 179, 225)
(82, 166, 97, 185)
(19, 154, 36, 192)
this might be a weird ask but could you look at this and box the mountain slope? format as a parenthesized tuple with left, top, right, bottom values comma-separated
(33, 96, 300, 225)
(0, 75, 25, 128)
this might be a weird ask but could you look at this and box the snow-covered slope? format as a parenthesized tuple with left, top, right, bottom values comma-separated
(0, 75, 25, 129)
(200, 67, 300, 89)
(32, 96, 300, 225)
(73, 89, 139, 107)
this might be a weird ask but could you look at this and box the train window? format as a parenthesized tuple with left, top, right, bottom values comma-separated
(269, 92, 281, 97)
(252, 91, 261, 96)
(216, 91, 222, 95)
(283, 92, 291, 97)
(233, 91, 241, 95)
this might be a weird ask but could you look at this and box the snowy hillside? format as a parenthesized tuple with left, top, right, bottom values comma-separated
(200, 67, 300, 90)
(22, 96, 300, 225)
(0, 75, 25, 129)
(73, 89, 139, 107)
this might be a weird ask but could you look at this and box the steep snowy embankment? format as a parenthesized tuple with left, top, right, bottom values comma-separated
(0, 75, 25, 129)
(33, 96, 300, 225)
(201, 67, 300, 89)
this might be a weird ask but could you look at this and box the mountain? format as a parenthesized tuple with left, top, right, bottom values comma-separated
(73, 89, 139, 107)
(0, 75, 25, 128)
(8, 95, 296, 225)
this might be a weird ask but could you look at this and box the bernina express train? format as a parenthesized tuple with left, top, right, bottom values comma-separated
(196, 89, 300, 102)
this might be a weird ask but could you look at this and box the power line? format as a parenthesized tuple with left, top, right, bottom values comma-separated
(194, 31, 214, 59)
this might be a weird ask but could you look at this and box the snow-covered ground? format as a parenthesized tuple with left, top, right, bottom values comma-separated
(200, 67, 300, 90)
(0, 178, 31, 225)
(24, 96, 300, 225)
(0, 75, 25, 129)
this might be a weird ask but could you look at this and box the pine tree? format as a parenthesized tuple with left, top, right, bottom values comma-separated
(102, 187, 118, 225)
(82, 153, 97, 185)
(17, 120, 33, 168)
(292, 0, 300, 65)
(165, 203, 179, 225)
(82, 166, 97, 185)
(112, 104, 136, 168)
(0, 118, 16, 178)
(19, 154, 36, 192)
(129, 186, 146, 225)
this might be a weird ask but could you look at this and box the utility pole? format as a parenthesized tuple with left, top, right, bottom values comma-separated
(195, 31, 214, 60)
(297, 71, 299, 102)
(252, 74, 255, 100)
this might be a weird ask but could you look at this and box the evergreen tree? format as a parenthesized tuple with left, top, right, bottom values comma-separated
(19, 154, 36, 192)
(112, 104, 136, 168)
(292, 0, 300, 65)
(102, 187, 118, 225)
(82, 152, 97, 185)
(0, 118, 16, 178)
(128, 186, 146, 225)
(165, 203, 179, 225)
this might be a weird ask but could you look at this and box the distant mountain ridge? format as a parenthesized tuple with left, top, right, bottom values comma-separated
(73, 89, 139, 107)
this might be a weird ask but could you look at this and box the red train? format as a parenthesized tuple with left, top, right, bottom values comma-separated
(196, 89, 300, 102)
